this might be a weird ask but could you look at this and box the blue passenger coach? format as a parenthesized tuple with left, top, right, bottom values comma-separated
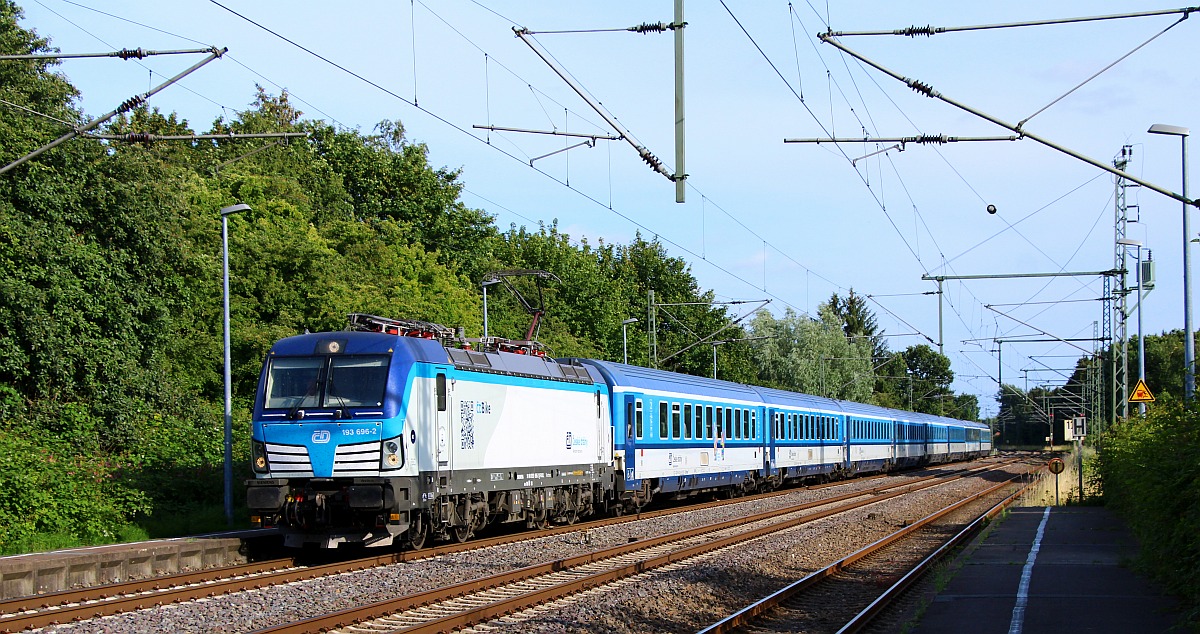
(756, 387, 845, 485)
(576, 360, 769, 506)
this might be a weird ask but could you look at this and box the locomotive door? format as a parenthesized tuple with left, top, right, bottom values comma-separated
(434, 370, 450, 470)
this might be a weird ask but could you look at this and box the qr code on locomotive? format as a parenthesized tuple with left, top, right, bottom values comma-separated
(460, 400, 475, 449)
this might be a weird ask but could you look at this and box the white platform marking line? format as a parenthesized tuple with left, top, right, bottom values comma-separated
(1008, 506, 1052, 634)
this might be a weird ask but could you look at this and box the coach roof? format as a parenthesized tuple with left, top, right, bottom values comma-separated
(573, 359, 763, 402)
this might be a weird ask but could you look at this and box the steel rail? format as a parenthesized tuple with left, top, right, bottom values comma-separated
(252, 461, 1016, 634)
(697, 469, 1036, 633)
(838, 477, 1039, 633)
(0, 465, 904, 622)
(1, 461, 1010, 631)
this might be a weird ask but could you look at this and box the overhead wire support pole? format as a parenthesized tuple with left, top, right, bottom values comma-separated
(926, 269, 1119, 354)
(0, 46, 220, 61)
(784, 134, 1019, 145)
(86, 132, 309, 143)
(986, 306, 1093, 356)
(826, 7, 1200, 37)
(655, 298, 770, 366)
(815, 32, 1199, 209)
(922, 269, 1121, 282)
(529, 139, 595, 165)
(674, 0, 686, 203)
(472, 125, 620, 141)
(513, 27, 678, 184)
(1, 46, 227, 175)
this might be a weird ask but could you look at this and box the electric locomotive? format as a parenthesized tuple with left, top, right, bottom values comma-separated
(246, 314, 614, 548)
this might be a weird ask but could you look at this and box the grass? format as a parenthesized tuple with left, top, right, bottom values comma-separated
(1018, 444, 1097, 507)
(1, 503, 245, 556)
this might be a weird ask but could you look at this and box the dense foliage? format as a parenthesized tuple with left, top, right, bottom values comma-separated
(1096, 400, 1200, 626)
(0, 3, 977, 553)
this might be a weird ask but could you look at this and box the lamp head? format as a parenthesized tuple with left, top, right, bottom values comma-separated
(1148, 123, 1189, 137)
(622, 318, 639, 325)
(220, 203, 251, 216)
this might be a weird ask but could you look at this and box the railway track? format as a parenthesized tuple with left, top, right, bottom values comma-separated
(249, 461, 1022, 634)
(697, 473, 1037, 633)
(0, 459, 1019, 632)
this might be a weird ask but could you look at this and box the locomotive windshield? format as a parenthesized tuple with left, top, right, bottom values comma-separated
(264, 355, 390, 409)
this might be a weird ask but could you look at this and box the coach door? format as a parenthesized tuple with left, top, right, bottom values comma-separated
(623, 394, 643, 481)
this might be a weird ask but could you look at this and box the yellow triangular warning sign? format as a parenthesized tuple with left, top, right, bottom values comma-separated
(1129, 379, 1156, 403)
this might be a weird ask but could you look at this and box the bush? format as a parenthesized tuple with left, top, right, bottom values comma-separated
(0, 418, 152, 554)
(1096, 397, 1200, 625)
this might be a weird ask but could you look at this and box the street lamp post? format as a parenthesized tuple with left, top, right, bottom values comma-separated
(1148, 123, 1192, 400)
(712, 341, 726, 379)
(1118, 238, 1148, 415)
(621, 318, 638, 364)
(481, 278, 501, 339)
(220, 203, 251, 527)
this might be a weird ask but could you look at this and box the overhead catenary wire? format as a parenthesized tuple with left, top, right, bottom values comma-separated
(817, 30, 1198, 208)
(1, 46, 227, 174)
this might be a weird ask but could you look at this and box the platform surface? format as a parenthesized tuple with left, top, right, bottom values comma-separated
(912, 506, 1182, 634)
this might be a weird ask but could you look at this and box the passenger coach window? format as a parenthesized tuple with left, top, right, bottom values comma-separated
(672, 403, 681, 439)
(725, 407, 733, 439)
(659, 402, 668, 439)
(750, 411, 756, 439)
(684, 404, 693, 439)
(636, 399, 644, 439)
(733, 409, 741, 439)
(706, 406, 714, 439)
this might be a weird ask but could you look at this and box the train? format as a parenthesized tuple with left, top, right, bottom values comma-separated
(245, 314, 992, 548)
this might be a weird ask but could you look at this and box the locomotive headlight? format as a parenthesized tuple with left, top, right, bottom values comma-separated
(382, 439, 402, 469)
(251, 440, 269, 473)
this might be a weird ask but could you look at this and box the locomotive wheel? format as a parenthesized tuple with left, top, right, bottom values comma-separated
(561, 508, 578, 525)
(452, 525, 473, 543)
(406, 525, 428, 550)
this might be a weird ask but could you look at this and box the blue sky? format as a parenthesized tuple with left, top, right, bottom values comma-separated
(14, 1, 1200, 417)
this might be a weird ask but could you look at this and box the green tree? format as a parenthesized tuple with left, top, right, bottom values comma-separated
(749, 305, 874, 402)
(828, 288, 886, 360)
(901, 344, 954, 415)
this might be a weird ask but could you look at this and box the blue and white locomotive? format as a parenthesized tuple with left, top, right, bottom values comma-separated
(246, 315, 991, 548)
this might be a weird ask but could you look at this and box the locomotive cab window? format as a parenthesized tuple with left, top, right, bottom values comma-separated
(265, 355, 390, 410)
